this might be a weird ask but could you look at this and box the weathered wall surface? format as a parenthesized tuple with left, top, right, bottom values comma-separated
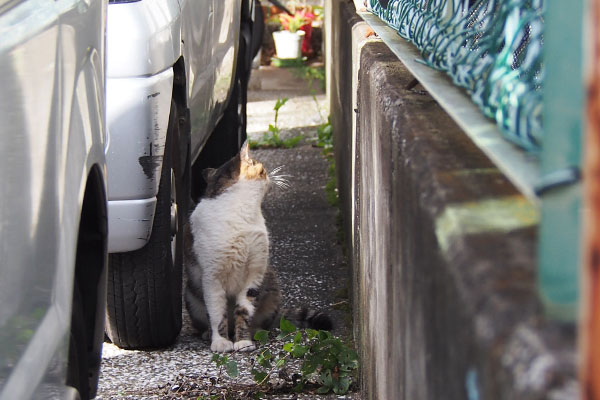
(326, 1, 577, 399)
(326, 0, 363, 252)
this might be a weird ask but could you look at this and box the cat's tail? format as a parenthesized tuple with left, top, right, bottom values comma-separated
(280, 307, 333, 331)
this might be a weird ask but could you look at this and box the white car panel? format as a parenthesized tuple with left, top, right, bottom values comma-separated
(105, 68, 173, 252)
(106, 0, 181, 78)
(105, 0, 183, 252)
(106, 69, 174, 200)
(107, 0, 242, 253)
(107, 198, 157, 252)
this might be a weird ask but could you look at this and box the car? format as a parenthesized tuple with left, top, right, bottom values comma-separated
(104, 0, 264, 349)
(0, 1, 108, 399)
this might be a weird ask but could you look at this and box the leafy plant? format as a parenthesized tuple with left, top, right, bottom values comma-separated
(279, 9, 314, 33)
(249, 98, 304, 149)
(273, 97, 287, 127)
(292, 65, 325, 92)
(209, 317, 358, 396)
(291, 65, 326, 122)
(312, 117, 338, 208)
(315, 119, 333, 154)
(211, 353, 240, 379)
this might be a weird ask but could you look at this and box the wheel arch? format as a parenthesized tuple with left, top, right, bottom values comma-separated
(73, 164, 108, 398)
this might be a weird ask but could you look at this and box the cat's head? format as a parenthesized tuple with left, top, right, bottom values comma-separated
(202, 140, 269, 198)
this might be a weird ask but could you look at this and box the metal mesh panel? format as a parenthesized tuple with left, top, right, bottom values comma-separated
(367, 0, 544, 151)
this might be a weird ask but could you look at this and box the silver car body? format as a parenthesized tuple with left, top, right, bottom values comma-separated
(106, 0, 241, 252)
(0, 0, 108, 398)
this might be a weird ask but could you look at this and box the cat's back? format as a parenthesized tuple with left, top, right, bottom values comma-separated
(190, 185, 267, 245)
(190, 192, 268, 273)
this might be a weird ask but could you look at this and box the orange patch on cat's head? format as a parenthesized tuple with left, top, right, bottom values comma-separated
(240, 160, 267, 180)
(239, 141, 268, 181)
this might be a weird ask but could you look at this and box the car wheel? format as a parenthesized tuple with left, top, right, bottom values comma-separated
(106, 100, 184, 349)
(222, 31, 249, 157)
(191, 37, 248, 200)
(207, 56, 248, 161)
(67, 283, 90, 400)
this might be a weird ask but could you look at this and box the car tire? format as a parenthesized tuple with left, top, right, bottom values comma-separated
(250, 0, 264, 60)
(191, 37, 248, 200)
(210, 59, 248, 160)
(220, 27, 249, 158)
(106, 100, 184, 349)
(67, 283, 90, 400)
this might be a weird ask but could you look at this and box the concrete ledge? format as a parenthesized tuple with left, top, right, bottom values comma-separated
(327, 1, 577, 399)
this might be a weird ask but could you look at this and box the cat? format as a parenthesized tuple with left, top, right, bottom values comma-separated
(185, 141, 332, 353)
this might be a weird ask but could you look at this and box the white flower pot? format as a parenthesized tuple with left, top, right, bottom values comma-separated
(272, 30, 305, 59)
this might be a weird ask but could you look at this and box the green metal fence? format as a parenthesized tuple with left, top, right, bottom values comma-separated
(367, 0, 544, 152)
(367, 0, 585, 320)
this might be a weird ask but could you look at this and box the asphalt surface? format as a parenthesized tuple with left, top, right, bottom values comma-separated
(97, 67, 358, 399)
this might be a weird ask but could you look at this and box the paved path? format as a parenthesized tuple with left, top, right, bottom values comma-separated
(247, 65, 329, 141)
(97, 67, 357, 399)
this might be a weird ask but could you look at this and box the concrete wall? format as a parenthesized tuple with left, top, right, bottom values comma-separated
(326, 1, 578, 399)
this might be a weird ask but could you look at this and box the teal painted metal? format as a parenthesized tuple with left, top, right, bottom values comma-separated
(367, 0, 584, 320)
(537, 0, 583, 321)
(367, 0, 544, 152)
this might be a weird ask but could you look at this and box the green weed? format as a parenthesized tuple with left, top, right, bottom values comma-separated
(208, 317, 358, 396)
(249, 98, 304, 149)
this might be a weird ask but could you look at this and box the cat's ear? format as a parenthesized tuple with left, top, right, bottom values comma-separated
(240, 140, 250, 161)
(202, 168, 216, 183)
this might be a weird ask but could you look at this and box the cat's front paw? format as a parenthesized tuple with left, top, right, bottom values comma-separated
(233, 340, 256, 352)
(211, 337, 234, 353)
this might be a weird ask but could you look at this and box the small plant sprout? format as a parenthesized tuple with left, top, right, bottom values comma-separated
(249, 97, 304, 149)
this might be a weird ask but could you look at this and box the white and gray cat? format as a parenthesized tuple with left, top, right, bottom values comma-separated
(185, 141, 332, 353)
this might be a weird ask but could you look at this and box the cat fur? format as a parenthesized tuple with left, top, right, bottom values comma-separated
(185, 142, 331, 353)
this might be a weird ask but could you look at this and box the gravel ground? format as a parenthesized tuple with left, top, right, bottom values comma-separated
(97, 68, 359, 399)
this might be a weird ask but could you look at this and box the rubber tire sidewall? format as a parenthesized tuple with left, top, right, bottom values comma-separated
(106, 101, 184, 349)
(191, 36, 248, 200)
(67, 283, 90, 400)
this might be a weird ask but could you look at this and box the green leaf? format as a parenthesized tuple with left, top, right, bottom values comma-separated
(254, 330, 269, 345)
(338, 348, 359, 370)
(301, 358, 319, 375)
(274, 97, 289, 111)
(252, 391, 265, 400)
(320, 370, 333, 387)
(292, 382, 304, 393)
(306, 329, 319, 340)
(279, 317, 297, 335)
(251, 368, 268, 384)
(258, 355, 272, 369)
(226, 360, 239, 377)
(333, 376, 351, 394)
(257, 349, 272, 361)
(211, 353, 220, 363)
(318, 330, 331, 340)
(275, 358, 286, 368)
(283, 135, 303, 148)
(293, 331, 302, 344)
(316, 385, 331, 394)
(283, 342, 294, 353)
(292, 344, 307, 358)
